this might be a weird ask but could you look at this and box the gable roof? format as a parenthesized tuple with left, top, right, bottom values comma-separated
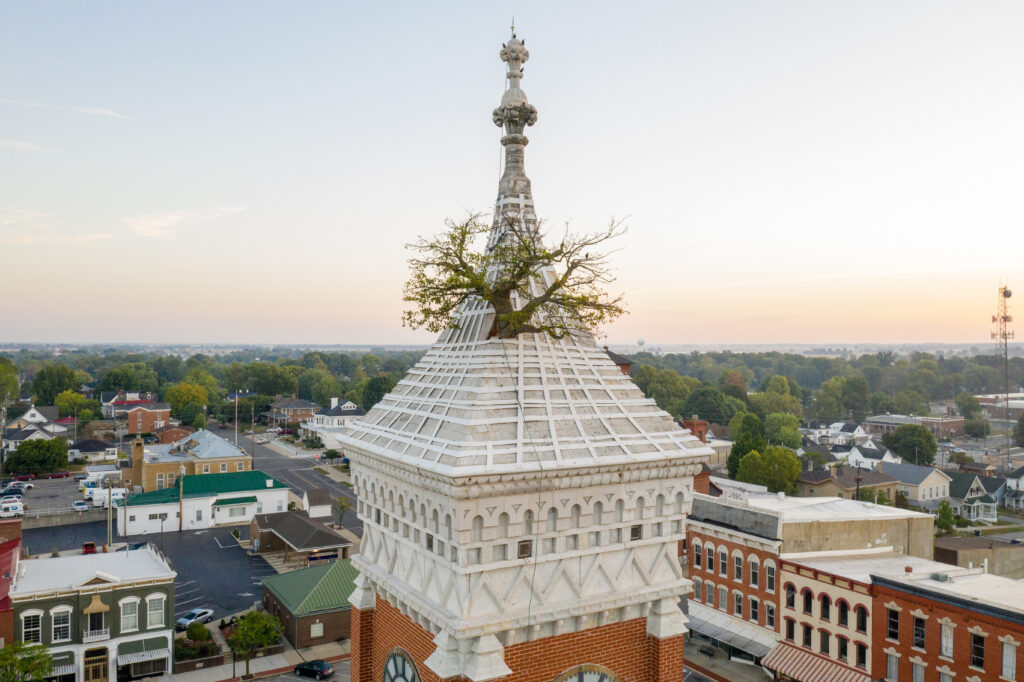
(271, 398, 320, 410)
(304, 487, 332, 507)
(979, 475, 1007, 494)
(35, 406, 59, 421)
(262, 559, 358, 616)
(254, 511, 349, 552)
(707, 423, 731, 440)
(800, 467, 896, 490)
(604, 347, 632, 368)
(878, 462, 952, 486)
(947, 472, 983, 500)
(318, 402, 367, 418)
(71, 438, 116, 452)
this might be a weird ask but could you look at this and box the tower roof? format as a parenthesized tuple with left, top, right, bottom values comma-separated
(338, 33, 711, 478)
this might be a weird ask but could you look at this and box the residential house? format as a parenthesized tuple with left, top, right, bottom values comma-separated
(269, 398, 320, 426)
(10, 405, 60, 427)
(101, 391, 158, 419)
(83, 419, 127, 441)
(9, 545, 176, 681)
(934, 536, 1024, 580)
(118, 403, 171, 436)
(796, 465, 898, 502)
(685, 490, 933, 665)
(1004, 465, 1024, 511)
(764, 549, 954, 682)
(863, 413, 965, 440)
(117, 470, 290, 536)
(842, 441, 903, 471)
(250, 511, 351, 565)
(961, 461, 998, 477)
(603, 347, 632, 376)
(120, 430, 252, 492)
(706, 423, 731, 442)
(947, 472, 999, 522)
(872, 564, 1024, 682)
(876, 462, 952, 510)
(299, 398, 365, 449)
(302, 487, 333, 520)
(828, 421, 869, 447)
(67, 439, 119, 463)
(2, 423, 54, 454)
(261, 559, 358, 649)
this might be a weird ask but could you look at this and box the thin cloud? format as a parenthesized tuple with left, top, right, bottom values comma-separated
(0, 208, 51, 226)
(126, 205, 247, 238)
(74, 232, 114, 243)
(0, 97, 132, 120)
(0, 139, 48, 152)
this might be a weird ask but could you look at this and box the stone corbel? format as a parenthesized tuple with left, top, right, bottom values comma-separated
(426, 632, 512, 682)
(348, 573, 377, 611)
(646, 597, 689, 639)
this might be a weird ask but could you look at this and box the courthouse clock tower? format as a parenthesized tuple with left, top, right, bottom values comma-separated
(341, 32, 711, 682)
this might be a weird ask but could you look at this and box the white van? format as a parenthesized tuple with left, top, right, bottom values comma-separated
(92, 489, 127, 508)
(0, 501, 24, 517)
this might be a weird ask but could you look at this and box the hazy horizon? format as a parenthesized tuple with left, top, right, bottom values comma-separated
(2, 2, 1021, 346)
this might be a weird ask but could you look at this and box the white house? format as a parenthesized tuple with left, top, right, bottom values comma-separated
(828, 421, 868, 446)
(117, 470, 290, 536)
(843, 441, 903, 470)
(17, 405, 59, 425)
(302, 487, 333, 520)
(300, 398, 367, 450)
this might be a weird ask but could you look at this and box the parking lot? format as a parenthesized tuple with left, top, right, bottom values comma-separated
(23, 521, 277, 623)
(8, 477, 86, 512)
(262, 659, 350, 681)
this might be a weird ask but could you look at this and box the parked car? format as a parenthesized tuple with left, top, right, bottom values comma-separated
(12, 481, 34, 490)
(44, 471, 70, 479)
(143, 435, 158, 444)
(294, 660, 335, 679)
(266, 426, 282, 434)
(72, 500, 89, 512)
(73, 472, 89, 481)
(175, 608, 214, 631)
(81, 542, 97, 555)
(0, 495, 23, 506)
(1, 489, 23, 499)
(14, 474, 35, 481)
(218, 423, 227, 430)
(255, 437, 269, 444)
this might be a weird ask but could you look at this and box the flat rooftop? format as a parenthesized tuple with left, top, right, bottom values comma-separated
(744, 493, 931, 522)
(783, 548, 953, 583)
(11, 546, 175, 597)
(881, 570, 1024, 618)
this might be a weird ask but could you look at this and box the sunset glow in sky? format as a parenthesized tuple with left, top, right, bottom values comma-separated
(1, 2, 1021, 346)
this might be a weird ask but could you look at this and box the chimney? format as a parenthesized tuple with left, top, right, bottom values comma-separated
(265, 479, 273, 488)
(905, 565, 913, 573)
(331, 397, 339, 409)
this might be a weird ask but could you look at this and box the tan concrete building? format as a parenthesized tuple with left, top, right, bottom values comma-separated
(120, 430, 252, 492)
(933, 536, 1024, 580)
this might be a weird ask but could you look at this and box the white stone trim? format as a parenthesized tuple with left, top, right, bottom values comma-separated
(968, 624, 989, 637)
(999, 633, 1021, 646)
(910, 608, 929, 620)
(909, 655, 926, 665)
(936, 664, 955, 677)
(938, 616, 957, 627)
(884, 601, 902, 612)
(884, 646, 902, 657)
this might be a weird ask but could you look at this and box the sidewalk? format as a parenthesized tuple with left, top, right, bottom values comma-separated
(172, 639, 349, 681)
(685, 645, 772, 682)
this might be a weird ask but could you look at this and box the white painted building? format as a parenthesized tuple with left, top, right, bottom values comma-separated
(116, 470, 289, 536)
(300, 398, 368, 450)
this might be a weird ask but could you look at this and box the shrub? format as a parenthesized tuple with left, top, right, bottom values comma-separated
(186, 622, 211, 643)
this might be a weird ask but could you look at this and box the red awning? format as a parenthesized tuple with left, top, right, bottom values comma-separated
(761, 643, 871, 682)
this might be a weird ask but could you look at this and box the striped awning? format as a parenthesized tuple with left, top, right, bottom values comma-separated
(49, 663, 75, 676)
(686, 602, 777, 658)
(761, 643, 871, 682)
(116, 648, 169, 666)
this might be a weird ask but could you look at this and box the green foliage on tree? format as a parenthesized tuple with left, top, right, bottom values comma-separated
(736, 446, 801, 494)
(936, 499, 956, 533)
(949, 451, 974, 467)
(956, 392, 983, 419)
(361, 374, 398, 411)
(728, 413, 767, 479)
(0, 641, 52, 681)
(228, 611, 282, 677)
(97, 362, 159, 393)
(4, 438, 68, 474)
(964, 417, 991, 439)
(165, 382, 210, 413)
(32, 365, 77, 405)
(764, 412, 802, 449)
(681, 385, 737, 423)
(719, 370, 748, 400)
(402, 213, 627, 339)
(882, 424, 937, 466)
(193, 413, 207, 430)
(334, 495, 354, 527)
(186, 622, 212, 642)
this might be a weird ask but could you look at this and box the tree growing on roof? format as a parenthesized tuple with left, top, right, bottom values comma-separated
(402, 213, 627, 339)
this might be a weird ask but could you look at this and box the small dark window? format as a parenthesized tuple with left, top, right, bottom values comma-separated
(425, 534, 433, 551)
(802, 589, 813, 615)
(785, 585, 795, 609)
(856, 643, 867, 669)
(971, 633, 985, 669)
(838, 637, 848, 662)
(856, 606, 868, 633)
(839, 601, 849, 627)
(802, 624, 812, 648)
(821, 595, 831, 621)
(630, 525, 642, 541)
(517, 540, 533, 559)
(820, 631, 830, 655)
(785, 619, 795, 642)
(913, 616, 925, 649)
(887, 608, 900, 640)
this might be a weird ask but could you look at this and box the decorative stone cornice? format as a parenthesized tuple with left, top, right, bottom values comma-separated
(998, 633, 1020, 646)
(968, 624, 988, 636)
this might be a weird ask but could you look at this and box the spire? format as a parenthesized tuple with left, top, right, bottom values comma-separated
(493, 32, 537, 199)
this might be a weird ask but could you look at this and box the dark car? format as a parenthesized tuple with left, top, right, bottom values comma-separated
(1, 489, 23, 499)
(143, 435, 158, 444)
(44, 471, 70, 479)
(14, 474, 36, 481)
(294, 660, 335, 679)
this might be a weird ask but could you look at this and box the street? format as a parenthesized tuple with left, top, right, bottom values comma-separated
(209, 428, 363, 537)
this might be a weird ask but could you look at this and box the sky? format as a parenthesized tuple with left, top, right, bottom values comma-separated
(1, 1, 1022, 347)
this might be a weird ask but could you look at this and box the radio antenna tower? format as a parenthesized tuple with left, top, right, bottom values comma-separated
(992, 284, 1013, 471)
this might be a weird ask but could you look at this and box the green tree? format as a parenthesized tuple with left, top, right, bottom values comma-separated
(764, 412, 802, 449)
(228, 611, 283, 677)
(736, 446, 801, 494)
(949, 451, 974, 468)
(165, 382, 210, 415)
(193, 412, 207, 430)
(727, 413, 767, 479)
(0, 358, 22, 472)
(936, 499, 956, 533)
(956, 392, 983, 419)
(32, 365, 77, 405)
(964, 417, 991, 439)
(882, 424, 937, 466)
(841, 376, 870, 420)
(55, 389, 87, 417)
(681, 385, 731, 423)
(0, 641, 52, 681)
(362, 374, 398, 410)
(719, 370, 748, 400)
(98, 362, 159, 393)
(402, 213, 627, 339)
(4, 439, 68, 474)
(186, 622, 212, 642)
(334, 495, 354, 527)
(747, 391, 803, 419)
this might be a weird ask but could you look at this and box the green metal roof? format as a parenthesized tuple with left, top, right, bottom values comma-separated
(262, 559, 358, 616)
(212, 496, 257, 507)
(126, 470, 287, 506)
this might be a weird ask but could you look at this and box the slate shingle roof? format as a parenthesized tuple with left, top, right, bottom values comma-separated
(878, 462, 951, 486)
(253, 511, 349, 552)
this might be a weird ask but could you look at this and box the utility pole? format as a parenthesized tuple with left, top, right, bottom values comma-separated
(234, 392, 239, 445)
(251, 401, 256, 456)
(993, 285, 1014, 472)
(106, 481, 112, 547)
(178, 464, 184, 531)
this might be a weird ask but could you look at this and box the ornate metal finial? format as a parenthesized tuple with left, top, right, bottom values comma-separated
(493, 32, 537, 140)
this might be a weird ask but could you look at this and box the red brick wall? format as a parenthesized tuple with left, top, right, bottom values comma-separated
(157, 426, 193, 443)
(872, 582, 1024, 681)
(123, 407, 169, 435)
(686, 528, 780, 633)
(358, 597, 683, 682)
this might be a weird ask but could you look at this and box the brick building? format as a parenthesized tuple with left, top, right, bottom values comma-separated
(338, 32, 713, 682)
(269, 398, 319, 425)
(119, 403, 170, 436)
(120, 430, 251, 492)
(872, 566, 1024, 682)
(262, 560, 357, 649)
